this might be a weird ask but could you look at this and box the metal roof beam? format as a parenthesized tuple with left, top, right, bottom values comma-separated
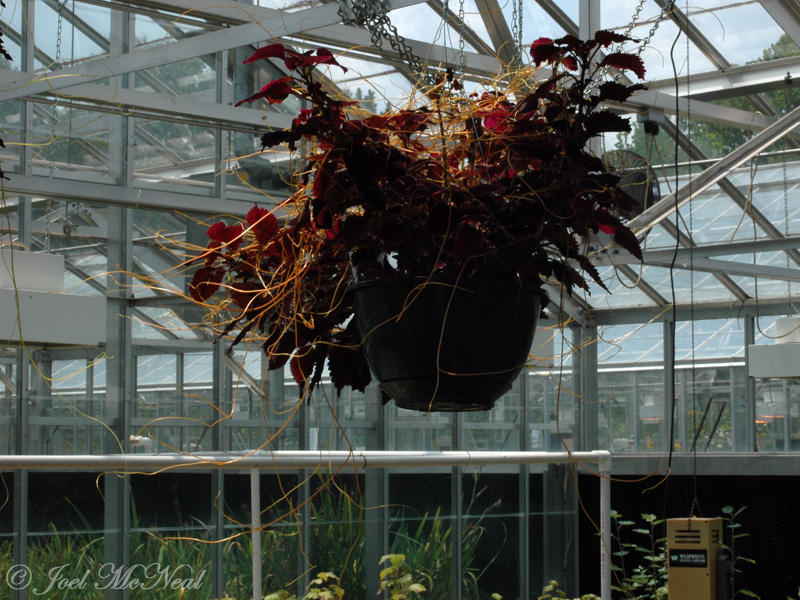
(646, 256, 800, 283)
(0, 173, 265, 216)
(473, 0, 518, 66)
(424, 0, 495, 56)
(651, 0, 786, 121)
(594, 235, 800, 265)
(657, 119, 800, 268)
(591, 295, 800, 325)
(647, 54, 800, 100)
(534, 0, 577, 34)
(0, 0, 427, 103)
(628, 101, 800, 235)
(614, 263, 669, 306)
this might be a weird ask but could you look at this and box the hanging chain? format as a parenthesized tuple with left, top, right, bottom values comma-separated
(49, 3, 65, 179)
(338, 0, 434, 84)
(457, 0, 466, 77)
(622, 0, 646, 39)
(608, 2, 670, 84)
(516, 0, 523, 55)
(635, 3, 670, 57)
(511, 0, 519, 58)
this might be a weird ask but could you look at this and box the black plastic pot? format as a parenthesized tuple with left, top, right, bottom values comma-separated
(352, 277, 540, 412)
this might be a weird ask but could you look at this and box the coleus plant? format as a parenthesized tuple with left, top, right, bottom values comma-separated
(189, 32, 645, 396)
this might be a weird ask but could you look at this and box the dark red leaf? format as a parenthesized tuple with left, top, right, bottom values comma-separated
(584, 110, 631, 135)
(247, 205, 280, 244)
(234, 76, 293, 107)
(207, 222, 243, 251)
(328, 344, 371, 393)
(593, 30, 631, 47)
(312, 48, 347, 72)
(189, 266, 224, 302)
(242, 43, 286, 64)
(597, 211, 643, 260)
(203, 240, 223, 266)
(229, 280, 263, 311)
(483, 108, 510, 132)
(530, 37, 561, 66)
(597, 81, 645, 103)
(289, 346, 315, 386)
(600, 52, 646, 79)
(454, 221, 487, 258)
(260, 130, 291, 148)
(293, 108, 313, 126)
(613, 224, 643, 261)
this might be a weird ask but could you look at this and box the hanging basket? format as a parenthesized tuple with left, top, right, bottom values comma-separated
(351, 277, 540, 412)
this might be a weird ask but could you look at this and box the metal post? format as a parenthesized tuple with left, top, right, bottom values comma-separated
(365, 385, 386, 599)
(519, 366, 530, 600)
(599, 456, 612, 600)
(579, 324, 599, 450)
(251, 468, 262, 600)
(744, 316, 757, 452)
(451, 412, 463, 600)
(212, 342, 227, 598)
(104, 204, 133, 600)
(297, 385, 311, 597)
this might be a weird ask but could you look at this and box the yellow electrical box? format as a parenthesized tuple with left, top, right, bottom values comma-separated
(667, 518, 723, 600)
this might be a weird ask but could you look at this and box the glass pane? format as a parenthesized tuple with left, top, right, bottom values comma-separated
(463, 474, 519, 600)
(389, 472, 454, 598)
(463, 380, 521, 451)
(309, 475, 365, 598)
(0, 100, 23, 175)
(223, 473, 299, 597)
(690, 2, 785, 66)
(0, 359, 16, 454)
(598, 323, 665, 452)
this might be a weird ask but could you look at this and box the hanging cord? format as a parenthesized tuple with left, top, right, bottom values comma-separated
(653, 0, 679, 515)
(684, 5, 701, 518)
(782, 84, 797, 315)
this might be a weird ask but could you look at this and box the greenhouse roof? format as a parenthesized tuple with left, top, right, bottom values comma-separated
(2, 0, 800, 337)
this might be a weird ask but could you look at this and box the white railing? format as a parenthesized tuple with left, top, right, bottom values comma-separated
(0, 450, 612, 600)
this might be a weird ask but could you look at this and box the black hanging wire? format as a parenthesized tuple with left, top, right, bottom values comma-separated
(659, 0, 680, 520)
(684, 0, 701, 518)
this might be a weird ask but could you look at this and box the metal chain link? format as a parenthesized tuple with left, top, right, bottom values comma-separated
(457, 0, 466, 77)
(634, 3, 670, 58)
(511, 0, 518, 59)
(338, 0, 434, 84)
(609, 3, 670, 84)
(46, 1, 68, 252)
(49, 2, 66, 180)
(623, 0, 646, 39)
(517, 0, 523, 54)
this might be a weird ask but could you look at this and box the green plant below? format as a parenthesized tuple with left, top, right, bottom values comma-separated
(609, 507, 760, 600)
(378, 554, 426, 600)
(720, 505, 759, 600)
(537, 579, 600, 600)
(609, 511, 667, 600)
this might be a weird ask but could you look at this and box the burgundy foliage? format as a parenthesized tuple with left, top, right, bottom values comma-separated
(191, 32, 646, 394)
